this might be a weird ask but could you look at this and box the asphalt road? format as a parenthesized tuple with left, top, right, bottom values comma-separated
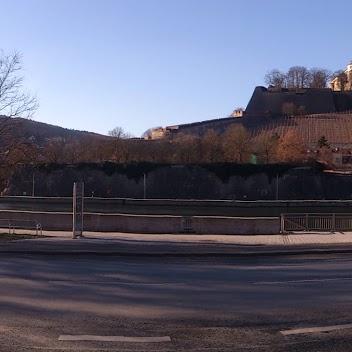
(2, 254, 352, 351)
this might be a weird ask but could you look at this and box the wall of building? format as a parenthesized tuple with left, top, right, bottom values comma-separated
(245, 86, 352, 116)
(331, 63, 352, 91)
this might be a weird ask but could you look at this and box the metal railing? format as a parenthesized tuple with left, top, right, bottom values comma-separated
(281, 213, 352, 233)
(181, 216, 194, 233)
(0, 219, 42, 235)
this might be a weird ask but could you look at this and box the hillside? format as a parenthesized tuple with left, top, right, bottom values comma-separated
(0, 115, 111, 145)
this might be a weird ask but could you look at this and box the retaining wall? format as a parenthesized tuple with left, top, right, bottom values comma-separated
(0, 210, 280, 235)
(2, 196, 352, 217)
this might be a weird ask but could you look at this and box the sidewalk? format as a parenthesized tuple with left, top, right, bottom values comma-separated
(2, 230, 352, 256)
(43, 230, 352, 245)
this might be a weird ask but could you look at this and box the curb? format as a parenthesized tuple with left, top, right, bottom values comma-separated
(2, 248, 352, 257)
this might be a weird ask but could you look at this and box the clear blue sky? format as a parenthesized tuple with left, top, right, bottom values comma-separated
(1, 0, 351, 136)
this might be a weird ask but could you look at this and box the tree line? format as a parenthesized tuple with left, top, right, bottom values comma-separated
(21, 125, 322, 166)
(264, 65, 347, 89)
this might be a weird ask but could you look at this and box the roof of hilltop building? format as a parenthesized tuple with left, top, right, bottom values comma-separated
(245, 86, 352, 116)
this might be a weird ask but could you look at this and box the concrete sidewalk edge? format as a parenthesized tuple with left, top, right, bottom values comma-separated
(2, 247, 352, 257)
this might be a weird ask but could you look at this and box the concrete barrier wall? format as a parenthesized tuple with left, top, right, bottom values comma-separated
(0, 210, 280, 235)
(192, 216, 280, 235)
(0, 210, 73, 231)
(84, 213, 183, 233)
(2, 196, 352, 217)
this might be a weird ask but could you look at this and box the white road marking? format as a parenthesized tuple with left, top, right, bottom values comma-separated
(25, 346, 261, 351)
(281, 323, 352, 335)
(49, 280, 181, 286)
(254, 277, 352, 285)
(58, 335, 171, 343)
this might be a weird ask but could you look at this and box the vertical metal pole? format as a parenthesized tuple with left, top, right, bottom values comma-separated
(32, 172, 35, 197)
(143, 173, 146, 199)
(72, 182, 77, 239)
(280, 214, 285, 233)
(81, 183, 84, 235)
(276, 174, 279, 200)
(73, 182, 84, 239)
(332, 213, 335, 233)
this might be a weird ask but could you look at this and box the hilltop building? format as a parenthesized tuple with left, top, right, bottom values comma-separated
(146, 84, 352, 142)
(230, 107, 245, 117)
(330, 61, 352, 91)
(144, 61, 352, 168)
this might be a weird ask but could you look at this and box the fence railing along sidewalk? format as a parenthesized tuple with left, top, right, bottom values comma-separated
(0, 219, 42, 235)
(281, 213, 352, 233)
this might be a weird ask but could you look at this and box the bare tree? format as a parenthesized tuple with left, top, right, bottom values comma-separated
(309, 68, 332, 88)
(223, 125, 251, 163)
(286, 66, 311, 88)
(276, 130, 305, 162)
(200, 129, 223, 162)
(255, 133, 280, 163)
(172, 133, 201, 163)
(43, 139, 66, 163)
(264, 69, 287, 88)
(265, 66, 332, 89)
(0, 51, 38, 186)
(0, 51, 38, 119)
(108, 126, 132, 139)
(108, 126, 133, 162)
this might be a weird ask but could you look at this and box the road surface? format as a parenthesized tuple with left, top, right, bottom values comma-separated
(2, 253, 352, 351)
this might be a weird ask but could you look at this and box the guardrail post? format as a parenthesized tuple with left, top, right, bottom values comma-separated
(305, 214, 309, 232)
(280, 214, 285, 233)
(332, 213, 336, 233)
